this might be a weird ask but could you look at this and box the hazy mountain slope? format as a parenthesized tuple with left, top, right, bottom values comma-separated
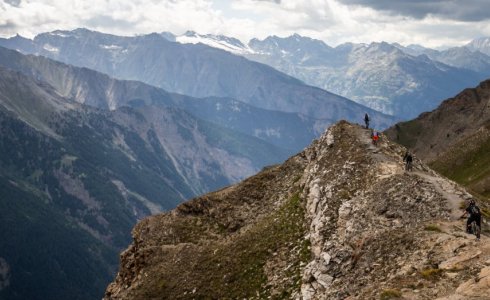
(0, 29, 394, 130)
(385, 79, 490, 199)
(425, 47, 490, 74)
(394, 43, 490, 74)
(0, 65, 74, 137)
(0, 46, 325, 151)
(174, 96, 326, 151)
(105, 121, 490, 300)
(0, 66, 288, 299)
(246, 36, 482, 119)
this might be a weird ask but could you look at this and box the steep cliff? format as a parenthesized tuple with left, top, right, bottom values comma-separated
(106, 121, 490, 299)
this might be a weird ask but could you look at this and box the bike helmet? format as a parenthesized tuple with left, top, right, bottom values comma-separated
(469, 199, 476, 205)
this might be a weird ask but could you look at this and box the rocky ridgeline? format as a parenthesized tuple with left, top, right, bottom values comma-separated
(105, 121, 490, 299)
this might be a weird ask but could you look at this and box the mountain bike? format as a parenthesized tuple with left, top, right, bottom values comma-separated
(469, 219, 481, 240)
(461, 215, 481, 241)
(405, 160, 412, 172)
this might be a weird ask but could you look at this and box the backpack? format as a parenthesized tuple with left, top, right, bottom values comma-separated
(470, 205, 481, 216)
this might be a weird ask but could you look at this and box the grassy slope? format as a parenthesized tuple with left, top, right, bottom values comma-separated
(429, 125, 490, 201)
(111, 160, 312, 299)
(141, 193, 309, 299)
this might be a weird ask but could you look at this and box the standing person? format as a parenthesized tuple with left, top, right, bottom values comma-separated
(364, 113, 370, 129)
(403, 150, 413, 171)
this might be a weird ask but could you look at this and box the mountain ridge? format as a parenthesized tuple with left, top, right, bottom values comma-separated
(104, 121, 490, 299)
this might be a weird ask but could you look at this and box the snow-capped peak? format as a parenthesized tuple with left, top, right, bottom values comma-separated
(175, 31, 255, 55)
(466, 37, 490, 55)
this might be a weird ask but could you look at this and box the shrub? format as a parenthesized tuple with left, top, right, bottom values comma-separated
(380, 288, 402, 299)
(424, 224, 442, 232)
(420, 268, 443, 279)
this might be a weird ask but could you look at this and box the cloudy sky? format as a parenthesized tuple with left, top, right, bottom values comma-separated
(1, 0, 490, 48)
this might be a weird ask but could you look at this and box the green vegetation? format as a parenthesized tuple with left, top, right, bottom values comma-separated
(204, 192, 309, 298)
(380, 288, 402, 300)
(0, 107, 210, 299)
(420, 268, 443, 280)
(0, 175, 117, 300)
(430, 134, 490, 200)
(388, 121, 423, 149)
(145, 191, 310, 299)
(424, 224, 443, 232)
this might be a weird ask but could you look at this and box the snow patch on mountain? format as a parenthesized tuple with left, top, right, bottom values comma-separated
(100, 44, 123, 50)
(254, 127, 281, 138)
(47, 32, 70, 38)
(43, 44, 59, 53)
(175, 31, 255, 55)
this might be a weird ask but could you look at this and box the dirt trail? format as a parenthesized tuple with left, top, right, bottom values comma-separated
(356, 125, 480, 231)
(414, 171, 469, 220)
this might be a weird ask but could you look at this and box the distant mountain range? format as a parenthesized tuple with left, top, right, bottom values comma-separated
(163, 31, 490, 119)
(0, 28, 394, 130)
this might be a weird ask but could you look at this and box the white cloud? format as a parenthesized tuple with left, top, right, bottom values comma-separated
(0, 0, 224, 37)
(0, 0, 489, 48)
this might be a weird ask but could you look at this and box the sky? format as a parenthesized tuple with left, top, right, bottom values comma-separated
(1, 0, 490, 48)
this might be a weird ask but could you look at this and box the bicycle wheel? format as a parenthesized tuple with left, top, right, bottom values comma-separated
(472, 222, 480, 239)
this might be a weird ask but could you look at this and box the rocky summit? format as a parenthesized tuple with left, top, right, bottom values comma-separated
(105, 121, 490, 300)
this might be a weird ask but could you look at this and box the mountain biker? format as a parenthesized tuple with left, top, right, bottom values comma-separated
(403, 150, 413, 171)
(461, 199, 481, 238)
(364, 113, 370, 129)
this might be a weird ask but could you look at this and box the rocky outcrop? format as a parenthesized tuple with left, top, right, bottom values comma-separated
(105, 121, 490, 299)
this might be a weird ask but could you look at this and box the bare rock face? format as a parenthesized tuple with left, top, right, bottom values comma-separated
(105, 121, 490, 299)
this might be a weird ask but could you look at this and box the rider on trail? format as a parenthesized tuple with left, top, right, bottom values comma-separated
(461, 199, 481, 240)
(403, 151, 413, 171)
